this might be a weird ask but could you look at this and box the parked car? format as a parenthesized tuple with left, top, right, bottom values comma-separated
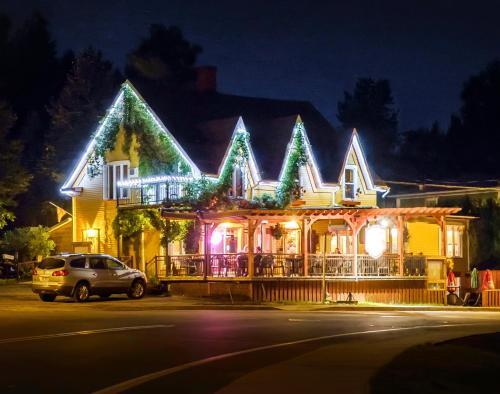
(32, 254, 147, 302)
(0, 254, 17, 279)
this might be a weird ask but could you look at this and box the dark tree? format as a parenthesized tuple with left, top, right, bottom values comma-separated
(399, 122, 447, 179)
(0, 102, 31, 229)
(45, 47, 122, 182)
(337, 78, 399, 173)
(447, 60, 500, 177)
(125, 25, 202, 89)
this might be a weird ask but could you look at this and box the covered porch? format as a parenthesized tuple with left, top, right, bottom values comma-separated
(147, 207, 460, 287)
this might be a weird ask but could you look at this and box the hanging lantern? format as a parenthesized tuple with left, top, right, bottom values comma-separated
(365, 224, 387, 259)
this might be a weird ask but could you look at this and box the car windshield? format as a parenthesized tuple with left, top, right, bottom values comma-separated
(38, 258, 65, 270)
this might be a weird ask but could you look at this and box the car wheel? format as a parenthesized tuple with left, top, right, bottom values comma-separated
(128, 280, 145, 299)
(74, 282, 90, 302)
(39, 293, 56, 302)
(100, 294, 111, 298)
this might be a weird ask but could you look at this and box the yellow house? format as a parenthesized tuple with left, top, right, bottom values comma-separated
(59, 81, 470, 303)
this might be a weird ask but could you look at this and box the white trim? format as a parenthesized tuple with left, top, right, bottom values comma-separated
(60, 81, 201, 196)
(117, 174, 194, 188)
(342, 164, 358, 200)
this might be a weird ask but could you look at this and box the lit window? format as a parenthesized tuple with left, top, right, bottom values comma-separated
(446, 225, 463, 257)
(343, 166, 356, 200)
(104, 161, 129, 200)
(230, 165, 244, 198)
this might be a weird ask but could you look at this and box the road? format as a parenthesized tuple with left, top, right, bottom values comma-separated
(1, 284, 500, 393)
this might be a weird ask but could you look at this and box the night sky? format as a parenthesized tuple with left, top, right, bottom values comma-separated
(3, 0, 500, 131)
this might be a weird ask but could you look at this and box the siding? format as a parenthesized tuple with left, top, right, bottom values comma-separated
(407, 221, 440, 256)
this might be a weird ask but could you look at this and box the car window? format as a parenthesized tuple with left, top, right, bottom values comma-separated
(106, 259, 124, 270)
(70, 258, 86, 268)
(89, 257, 106, 269)
(39, 258, 65, 270)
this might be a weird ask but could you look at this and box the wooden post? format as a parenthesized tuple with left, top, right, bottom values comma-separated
(439, 216, 446, 257)
(398, 215, 404, 276)
(248, 219, 255, 278)
(352, 230, 358, 278)
(302, 218, 309, 276)
(203, 222, 211, 280)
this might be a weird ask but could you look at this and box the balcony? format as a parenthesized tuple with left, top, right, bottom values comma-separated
(116, 177, 189, 207)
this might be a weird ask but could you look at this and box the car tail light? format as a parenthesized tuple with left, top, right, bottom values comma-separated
(32, 268, 38, 275)
(52, 269, 69, 277)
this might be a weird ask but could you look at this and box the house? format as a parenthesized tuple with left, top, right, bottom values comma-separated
(59, 80, 470, 304)
(385, 180, 500, 273)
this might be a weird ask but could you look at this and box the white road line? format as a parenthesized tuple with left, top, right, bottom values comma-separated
(380, 315, 407, 318)
(92, 323, 475, 394)
(0, 325, 173, 344)
(288, 318, 321, 322)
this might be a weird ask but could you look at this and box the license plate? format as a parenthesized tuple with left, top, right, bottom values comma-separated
(39, 276, 49, 282)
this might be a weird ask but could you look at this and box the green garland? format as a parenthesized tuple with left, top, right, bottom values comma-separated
(88, 84, 191, 177)
(217, 130, 249, 190)
(276, 122, 308, 206)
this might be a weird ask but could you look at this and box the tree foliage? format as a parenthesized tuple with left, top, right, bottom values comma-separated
(0, 226, 55, 261)
(338, 78, 399, 160)
(0, 102, 31, 229)
(125, 24, 201, 89)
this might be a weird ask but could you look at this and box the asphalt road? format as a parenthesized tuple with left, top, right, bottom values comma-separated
(1, 285, 500, 394)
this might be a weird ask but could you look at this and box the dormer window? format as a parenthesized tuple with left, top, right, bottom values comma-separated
(343, 165, 357, 200)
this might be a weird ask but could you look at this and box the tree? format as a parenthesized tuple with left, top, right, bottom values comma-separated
(0, 102, 31, 229)
(0, 226, 55, 261)
(45, 47, 122, 182)
(125, 25, 201, 89)
(447, 60, 500, 177)
(337, 78, 399, 175)
(398, 122, 447, 179)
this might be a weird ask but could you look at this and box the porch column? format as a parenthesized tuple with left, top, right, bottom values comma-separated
(397, 216, 404, 276)
(439, 215, 446, 257)
(352, 232, 358, 277)
(302, 218, 309, 276)
(203, 222, 212, 280)
(248, 219, 255, 278)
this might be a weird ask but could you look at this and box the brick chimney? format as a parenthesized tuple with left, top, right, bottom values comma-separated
(195, 66, 217, 93)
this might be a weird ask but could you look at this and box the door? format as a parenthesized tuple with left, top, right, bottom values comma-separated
(88, 256, 109, 292)
(105, 258, 134, 292)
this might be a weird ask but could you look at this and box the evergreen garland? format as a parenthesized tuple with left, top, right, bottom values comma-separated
(217, 130, 249, 190)
(276, 122, 308, 206)
(88, 83, 191, 177)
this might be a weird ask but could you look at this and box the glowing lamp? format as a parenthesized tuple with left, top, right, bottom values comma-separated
(211, 231, 223, 245)
(380, 218, 390, 228)
(365, 225, 386, 259)
(85, 228, 98, 238)
(284, 220, 299, 230)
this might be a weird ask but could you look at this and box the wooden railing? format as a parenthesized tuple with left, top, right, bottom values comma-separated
(145, 253, 429, 279)
(117, 180, 188, 207)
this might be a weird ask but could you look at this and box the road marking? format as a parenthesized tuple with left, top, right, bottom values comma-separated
(0, 325, 173, 344)
(380, 315, 407, 318)
(92, 323, 475, 394)
(288, 318, 321, 322)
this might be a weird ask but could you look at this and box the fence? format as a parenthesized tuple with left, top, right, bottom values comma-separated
(252, 279, 446, 304)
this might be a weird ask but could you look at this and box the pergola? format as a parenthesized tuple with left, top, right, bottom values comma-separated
(161, 206, 462, 278)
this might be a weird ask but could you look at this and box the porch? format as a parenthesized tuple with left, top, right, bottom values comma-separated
(146, 206, 459, 288)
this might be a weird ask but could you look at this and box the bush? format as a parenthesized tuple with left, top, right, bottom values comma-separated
(1, 226, 55, 261)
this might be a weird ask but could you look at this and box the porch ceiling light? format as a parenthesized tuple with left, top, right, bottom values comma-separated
(365, 224, 386, 259)
(284, 220, 299, 230)
(211, 231, 223, 245)
(85, 228, 98, 238)
(380, 218, 390, 228)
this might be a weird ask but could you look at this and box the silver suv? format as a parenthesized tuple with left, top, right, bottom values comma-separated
(32, 254, 147, 302)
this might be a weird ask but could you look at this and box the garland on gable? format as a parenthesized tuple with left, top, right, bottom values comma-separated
(217, 130, 250, 190)
(276, 122, 308, 206)
(88, 84, 191, 177)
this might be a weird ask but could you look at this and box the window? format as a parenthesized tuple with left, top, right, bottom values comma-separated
(446, 225, 463, 257)
(39, 258, 65, 270)
(104, 161, 129, 200)
(106, 259, 124, 270)
(387, 227, 398, 254)
(89, 257, 107, 269)
(229, 166, 244, 198)
(343, 166, 357, 200)
(70, 258, 86, 268)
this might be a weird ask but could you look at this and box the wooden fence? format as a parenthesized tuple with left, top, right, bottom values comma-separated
(482, 290, 500, 307)
(251, 279, 446, 305)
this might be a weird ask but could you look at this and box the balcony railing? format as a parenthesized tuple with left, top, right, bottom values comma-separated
(117, 180, 188, 207)
(145, 253, 429, 279)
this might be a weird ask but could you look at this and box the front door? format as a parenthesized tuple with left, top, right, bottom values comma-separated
(105, 258, 134, 292)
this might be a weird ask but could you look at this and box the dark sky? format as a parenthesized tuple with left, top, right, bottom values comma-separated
(3, 0, 500, 131)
